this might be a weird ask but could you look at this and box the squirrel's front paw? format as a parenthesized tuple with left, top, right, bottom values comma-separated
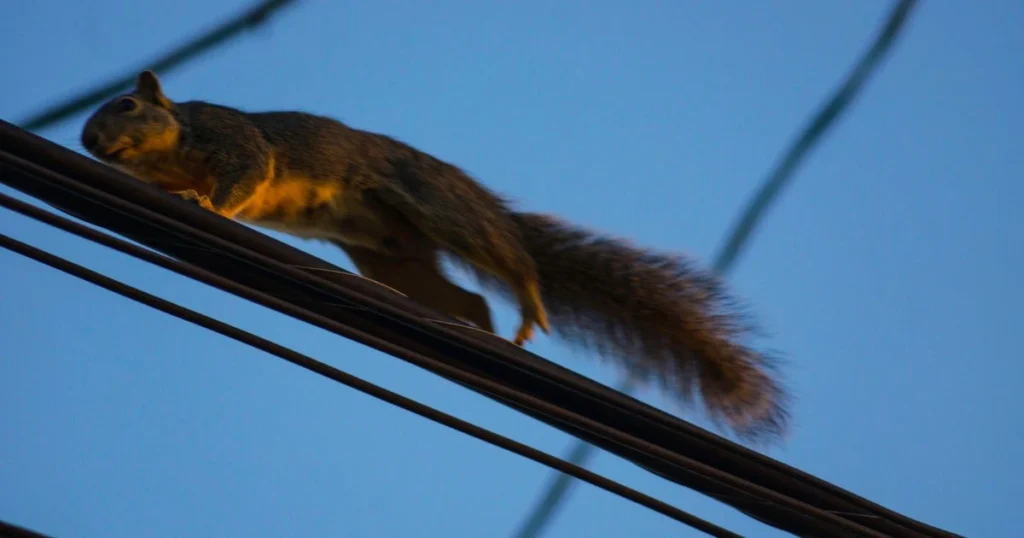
(173, 189, 215, 211)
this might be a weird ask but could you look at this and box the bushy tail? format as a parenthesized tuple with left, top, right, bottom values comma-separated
(460, 212, 789, 443)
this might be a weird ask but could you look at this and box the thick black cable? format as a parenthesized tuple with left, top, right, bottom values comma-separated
(0, 136, 952, 538)
(0, 520, 52, 538)
(0, 122, 962, 538)
(0, 193, 881, 538)
(0, 229, 741, 538)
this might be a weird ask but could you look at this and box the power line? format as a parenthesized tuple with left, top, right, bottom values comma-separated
(510, 2, 920, 536)
(0, 195, 878, 538)
(18, 0, 299, 133)
(0, 119, 959, 537)
(0, 520, 52, 538)
(0, 224, 740, 538)
(715, 0, 919, 271)
(0, 120, 960, 537)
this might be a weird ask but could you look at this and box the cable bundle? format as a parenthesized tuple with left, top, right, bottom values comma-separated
(0, 120, 960, 537)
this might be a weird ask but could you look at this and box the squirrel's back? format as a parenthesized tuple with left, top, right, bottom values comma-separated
(175, 102, 361, 183)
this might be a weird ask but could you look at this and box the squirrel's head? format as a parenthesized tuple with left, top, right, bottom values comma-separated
(81, 70, 181, 165)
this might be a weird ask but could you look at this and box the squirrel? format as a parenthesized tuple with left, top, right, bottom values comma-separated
(80, 70, 789, 443)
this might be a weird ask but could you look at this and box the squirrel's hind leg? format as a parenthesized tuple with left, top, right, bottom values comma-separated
(334, 242, 495, 334)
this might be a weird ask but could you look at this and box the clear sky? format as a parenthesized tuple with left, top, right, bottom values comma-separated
(1, 2, 1021, 537)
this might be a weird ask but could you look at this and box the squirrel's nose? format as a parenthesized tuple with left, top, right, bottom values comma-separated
(81, 131, 98, 151)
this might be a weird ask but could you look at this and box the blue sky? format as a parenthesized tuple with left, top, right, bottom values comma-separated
(1, 1, 1021, 536)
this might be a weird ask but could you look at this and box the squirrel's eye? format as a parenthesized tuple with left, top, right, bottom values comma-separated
(116, 98, 137, 113)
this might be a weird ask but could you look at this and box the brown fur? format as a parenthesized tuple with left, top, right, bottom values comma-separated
(81, 71, 548, 345)
(80, 70, 790, 443)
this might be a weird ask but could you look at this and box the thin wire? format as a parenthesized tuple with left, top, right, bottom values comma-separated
(715, 0, 918, 271)
(19, 0, 299, 132)
(0, 192, 884, 537)
(510, 1, 920, 537)
(0, 230, 741, 538)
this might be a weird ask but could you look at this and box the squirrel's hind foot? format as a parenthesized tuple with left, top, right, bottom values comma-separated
(512, 283, 551, 346)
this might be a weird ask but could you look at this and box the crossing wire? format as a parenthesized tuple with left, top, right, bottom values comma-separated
(18, 0, 300, 132)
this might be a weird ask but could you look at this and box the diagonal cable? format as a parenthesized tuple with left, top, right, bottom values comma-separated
(0, 224, 741, 537)
(18, 0, 299, 133)
(510, 1, 919, 537)
(0, 187, 885, 538)
(0, 520, 53, 538)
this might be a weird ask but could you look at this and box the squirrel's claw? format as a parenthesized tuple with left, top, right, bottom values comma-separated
(513, 311, 550, 346)
(172, 188, 200, 201)
(515, 282, 550, 345)
(513, 323, 536, 346)
(173, 189, 215, 212)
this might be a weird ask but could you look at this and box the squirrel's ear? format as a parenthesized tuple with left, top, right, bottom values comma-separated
(135, 70, 173, 109)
